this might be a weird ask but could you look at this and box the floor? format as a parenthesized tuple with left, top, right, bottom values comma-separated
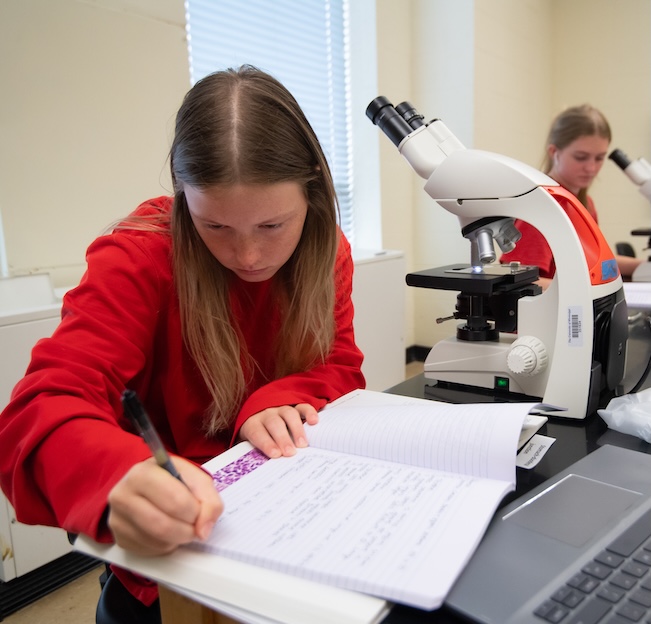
(3, 362, 424, 623)
(3, 567, 102, 623)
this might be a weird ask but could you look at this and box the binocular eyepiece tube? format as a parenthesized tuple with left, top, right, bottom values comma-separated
(609, 147, 651, 190)
(609, 148, 631, 171)
(395, 102, 426, 130)
(366, 96, 426, 148)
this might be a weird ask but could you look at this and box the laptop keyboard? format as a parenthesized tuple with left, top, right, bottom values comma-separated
(534, 507, 651, 623)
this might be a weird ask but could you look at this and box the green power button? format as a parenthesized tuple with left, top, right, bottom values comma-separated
(495, 377, 509, 390)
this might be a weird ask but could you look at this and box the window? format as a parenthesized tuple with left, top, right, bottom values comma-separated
(184, 0, 381, 250)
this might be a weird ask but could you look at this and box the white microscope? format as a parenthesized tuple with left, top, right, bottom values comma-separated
(367, 97, 628, 419)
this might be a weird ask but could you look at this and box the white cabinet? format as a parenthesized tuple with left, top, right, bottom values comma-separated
(0, 276, 72, 582)
(352, 250, 406, 391)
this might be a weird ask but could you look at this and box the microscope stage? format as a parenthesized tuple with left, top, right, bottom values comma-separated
(406, 264, 540, 295)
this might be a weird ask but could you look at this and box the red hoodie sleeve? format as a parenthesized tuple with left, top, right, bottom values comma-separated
(500, 219, 556, 279)
(0, 222, 172, 541)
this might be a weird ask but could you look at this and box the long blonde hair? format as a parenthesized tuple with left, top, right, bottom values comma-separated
(542, 104, 611, 208)
(169, 66, 339, 434)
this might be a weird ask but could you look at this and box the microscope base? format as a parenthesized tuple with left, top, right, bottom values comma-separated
(423, 335, 546, 398)
(422, 335, 601, 418)
(423, 379, 540, 405)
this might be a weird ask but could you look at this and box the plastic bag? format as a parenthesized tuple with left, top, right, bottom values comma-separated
(598, 388, 651, 443)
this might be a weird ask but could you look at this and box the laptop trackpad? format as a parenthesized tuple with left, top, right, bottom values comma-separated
(504, 474, 641, 548)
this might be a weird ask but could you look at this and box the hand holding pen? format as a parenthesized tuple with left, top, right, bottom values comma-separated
(104, 390, 223, 556)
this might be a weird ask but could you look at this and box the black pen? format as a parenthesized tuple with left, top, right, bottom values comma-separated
(121, 389, 186, 484)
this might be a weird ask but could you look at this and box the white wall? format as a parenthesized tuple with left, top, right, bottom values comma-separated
(551, 0, 651, 259)
(0, 0, 189, 287)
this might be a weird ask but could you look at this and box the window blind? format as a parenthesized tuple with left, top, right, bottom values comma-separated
(185, 0, 356, 246)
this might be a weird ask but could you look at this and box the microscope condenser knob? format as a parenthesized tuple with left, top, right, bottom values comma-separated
(506, 336, 548, 375)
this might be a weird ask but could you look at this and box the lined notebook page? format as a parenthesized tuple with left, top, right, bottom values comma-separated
(194, 391, 531, 609)
(199, 445, 513, 609)
(309, 394, 531, 482)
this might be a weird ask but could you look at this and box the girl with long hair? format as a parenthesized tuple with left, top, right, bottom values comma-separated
(0, 66, 365, 623)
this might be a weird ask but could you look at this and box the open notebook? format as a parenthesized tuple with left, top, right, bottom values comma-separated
(76, 389, 547, 623)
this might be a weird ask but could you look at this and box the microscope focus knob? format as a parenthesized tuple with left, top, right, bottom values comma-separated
(507, 336, 548, 376)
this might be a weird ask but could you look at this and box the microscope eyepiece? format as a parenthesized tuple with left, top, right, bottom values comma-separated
(609, 148, 631, 171)
(395, 101, 426, 129)
(366, 96, 414, 148)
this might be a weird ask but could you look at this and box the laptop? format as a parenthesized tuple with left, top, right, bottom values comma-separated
(444, 444, 651, 624)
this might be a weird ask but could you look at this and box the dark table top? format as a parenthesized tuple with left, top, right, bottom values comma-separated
(382, 311, 651, 623)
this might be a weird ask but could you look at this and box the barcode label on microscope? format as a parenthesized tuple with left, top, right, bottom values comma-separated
(568, 306, 583, 346)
